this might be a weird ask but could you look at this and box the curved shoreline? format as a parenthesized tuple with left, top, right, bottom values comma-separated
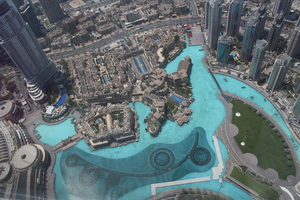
(213, 70, 300, 144)
(22, 27, 300, 199)
(22, 107, 82, 200)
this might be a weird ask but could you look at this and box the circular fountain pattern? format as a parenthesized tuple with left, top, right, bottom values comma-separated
(191, 147, 211, 166)
(65, 155, 78, 167)
(107, 173, 121, 186)
(79, 166, 101, 186)
(150, 148, 175, 171)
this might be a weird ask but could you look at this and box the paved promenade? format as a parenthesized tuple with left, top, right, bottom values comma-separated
(148, 188, 233, 200)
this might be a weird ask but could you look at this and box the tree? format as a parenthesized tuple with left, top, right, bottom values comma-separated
(6, 82, 16, 93)
(174, 35, 180, 43)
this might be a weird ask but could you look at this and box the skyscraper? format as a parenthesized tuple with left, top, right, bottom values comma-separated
(273, 0, 293, 17)
(205, 0, 222, 49)
(13, 0, 42, 37)
(0, 0, 57, 103)
(292, 96, 300, 120)
(226, 0, 244, 37)
(295, 79, 300, 94)
(256, 4, 267, 40)
(266, 54, 292, 91)
(249, 39, 268, 80)
(286, 20, 300, 58)
(39, 0, 65, 23)
(241, 17, 259, 61)
(267, 12, 283, 51)
(217, 34, 232, 63)
(240, 4, 267, 60)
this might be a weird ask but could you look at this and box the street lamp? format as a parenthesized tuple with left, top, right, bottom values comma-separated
(241, 130, 248, 146)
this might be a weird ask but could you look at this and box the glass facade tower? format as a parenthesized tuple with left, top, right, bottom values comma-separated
(205, 0, 222, 49)
(249, 39, 268, 80)
(241, 4, 266, 60)
(287, 21, 300, 58)
(0, 0, 57, 102)
(217, 34, 231, 63)
(266, 54, 292, 91)
(292, 96, 300, 120)
(39, 0, 65, 23)
(226, 0, 244, 37)
(273, 0, 293, 17)
(267, 12, 283, 51)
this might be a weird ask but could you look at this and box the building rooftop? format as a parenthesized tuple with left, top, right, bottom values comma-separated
(0, 100, 13, 119)
(11, 145, 38, 170)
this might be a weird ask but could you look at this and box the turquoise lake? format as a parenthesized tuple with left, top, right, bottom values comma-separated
(35, 44, 300, 200)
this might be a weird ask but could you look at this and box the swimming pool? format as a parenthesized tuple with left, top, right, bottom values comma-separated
(35, 118, 76, 146)
(103, 75, 109, 83)
(134, 57, 148, 74)
(171, 94, 184, 103)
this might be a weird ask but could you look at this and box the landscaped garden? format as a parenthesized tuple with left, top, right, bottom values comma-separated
(231, 98, 296, 180)
(230, 167, 278, 200)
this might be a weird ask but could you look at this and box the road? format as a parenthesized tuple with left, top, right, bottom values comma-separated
(65, 0, 118, 13)
(48, 17, 202, 60)
(189, 0, 199, 17)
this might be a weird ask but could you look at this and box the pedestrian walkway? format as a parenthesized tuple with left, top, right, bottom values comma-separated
(212, 135, 224, 181)
(150, 176, 211, 196)
(188, 27, 204, 46)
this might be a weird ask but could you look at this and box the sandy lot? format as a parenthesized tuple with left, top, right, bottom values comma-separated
(68, 0, 86, 8)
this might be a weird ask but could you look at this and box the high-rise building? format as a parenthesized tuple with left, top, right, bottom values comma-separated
(39, 0, 65, 23)
(249, 39, 268, 80)
(226, 0, 244, 37)
(286, 21, 300, 58)
(292, 96, 300, 120)
(256, 4, 267, 39)
(0, 45, 11, 66)
(295, 79, 300, 94)
(205, 0, 222, 49)
(241, 17, 259, 61)
(266, 54, 292, 91)
(13, 0, 42, 37)
(267, 12, 283, 51)
(273, 0, 293, 17)
(11, 0, 23, 8)
(0, 0, 57, 103)
(240, 4, 267, 60)
(217, 34, 232, 63)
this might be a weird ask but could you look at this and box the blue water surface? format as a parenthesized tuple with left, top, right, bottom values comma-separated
(35, 118, 76, 146)
(47, 45, 259, 199)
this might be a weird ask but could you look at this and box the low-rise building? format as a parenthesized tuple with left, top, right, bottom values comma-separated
(78, 104, 139, 149)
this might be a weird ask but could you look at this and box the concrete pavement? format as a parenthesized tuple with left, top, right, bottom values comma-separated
(22, 107, 82, 200)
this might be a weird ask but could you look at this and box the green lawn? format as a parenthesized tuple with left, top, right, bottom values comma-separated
(231, 99, 296, 180)
(230, 167, 278, 200)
